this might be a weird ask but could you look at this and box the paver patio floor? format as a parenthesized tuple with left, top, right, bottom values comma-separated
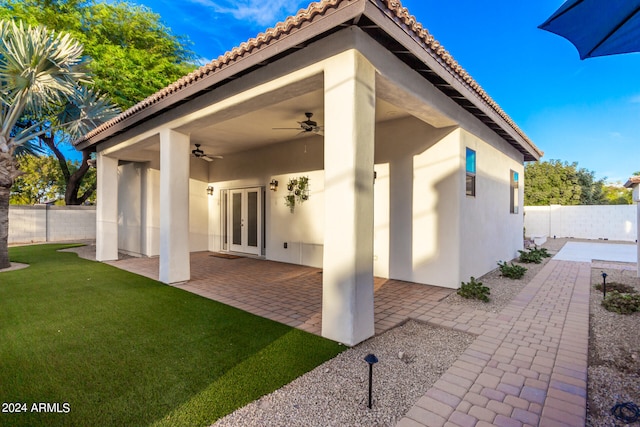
(107, 252, 596, 426)
(107, 252, 454, 336)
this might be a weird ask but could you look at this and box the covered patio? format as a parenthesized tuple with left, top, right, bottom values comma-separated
(107, 252, 455, 337)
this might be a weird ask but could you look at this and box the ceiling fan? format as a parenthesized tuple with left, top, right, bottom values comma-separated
(191, 144, 223, 162)
(273, 112, 324, 136)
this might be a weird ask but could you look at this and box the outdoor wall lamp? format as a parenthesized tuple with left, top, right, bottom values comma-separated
(269, 179, 278, 191)
(206, 186, 214, 196)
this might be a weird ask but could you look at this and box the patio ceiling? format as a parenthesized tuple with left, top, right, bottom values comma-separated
(105, 71, 454, 164)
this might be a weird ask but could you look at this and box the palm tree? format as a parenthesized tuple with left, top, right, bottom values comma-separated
(0, 20, 117, 269)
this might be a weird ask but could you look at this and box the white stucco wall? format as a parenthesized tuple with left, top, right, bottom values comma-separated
(8, 205, 96, 244)
(458, 129, 525, 285)
(116, 161, 209, 257)
(524, 204, 637, 242)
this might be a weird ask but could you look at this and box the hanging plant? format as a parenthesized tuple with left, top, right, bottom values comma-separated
(284, 176, 310, 213)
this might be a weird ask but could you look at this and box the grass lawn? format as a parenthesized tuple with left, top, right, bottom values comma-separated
(0, 244, 344, 427)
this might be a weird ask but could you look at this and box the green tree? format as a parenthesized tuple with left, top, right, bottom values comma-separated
(0, 20, 96, 268)
(602, 183, 632, 205)
(524, 160, 606, 206)
(10, 154, 96, 205)
(0, 0, 196, 205)
(0, 0, 196, 109)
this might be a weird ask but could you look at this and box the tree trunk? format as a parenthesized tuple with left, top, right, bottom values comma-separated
(42, 136, 94, 205)
(0, 152, 19, 270)
(0, 185, 9, 269)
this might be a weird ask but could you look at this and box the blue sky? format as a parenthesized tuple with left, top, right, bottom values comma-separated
(130, 0, 640, 183)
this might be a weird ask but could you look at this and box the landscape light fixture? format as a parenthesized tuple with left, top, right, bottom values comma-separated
(364, 353, 378, 409)
(270, 179, 278, 191)
(601, 272, 608, 298)
(206, 186, 214, 196)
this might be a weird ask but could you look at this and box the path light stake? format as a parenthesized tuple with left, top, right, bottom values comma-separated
(364, 354, 378, 409)
(601, 272, 608, 298)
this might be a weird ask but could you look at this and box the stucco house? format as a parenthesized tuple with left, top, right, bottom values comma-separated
(75, 0, 542, 345)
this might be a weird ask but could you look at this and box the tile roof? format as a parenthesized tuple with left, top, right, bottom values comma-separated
(75, 0, 542, 159)
(624, 176, 640, 188)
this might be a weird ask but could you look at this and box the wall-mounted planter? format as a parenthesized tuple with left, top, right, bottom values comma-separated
(284, 176, 310, 213)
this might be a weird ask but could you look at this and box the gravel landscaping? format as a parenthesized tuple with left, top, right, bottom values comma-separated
(587, 260, 640, 427)
(214, 238, 640, 426)
(63, 240, 640, 426)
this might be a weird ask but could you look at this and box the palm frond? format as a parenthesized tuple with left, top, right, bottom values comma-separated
(0, 19, 90, 140)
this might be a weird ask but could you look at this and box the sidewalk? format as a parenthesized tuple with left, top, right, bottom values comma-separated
(397, 259, 591, 427)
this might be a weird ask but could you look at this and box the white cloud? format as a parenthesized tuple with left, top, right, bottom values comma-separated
(188, 0, 307, 27)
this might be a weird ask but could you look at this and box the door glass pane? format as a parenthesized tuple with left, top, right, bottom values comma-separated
(247, 191, 258, 247)
(222, 191, 228, 249)
(232, 193, 242, 245)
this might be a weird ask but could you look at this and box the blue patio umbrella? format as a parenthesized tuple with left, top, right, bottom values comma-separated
(539, 0, 640, 59)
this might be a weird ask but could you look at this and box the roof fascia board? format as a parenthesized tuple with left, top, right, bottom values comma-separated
(76, 0, 368, 151)
(362, 1, 540, 161)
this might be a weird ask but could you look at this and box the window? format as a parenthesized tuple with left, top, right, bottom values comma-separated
(466, 148, 476, 196)
(510, 170, 519, 213)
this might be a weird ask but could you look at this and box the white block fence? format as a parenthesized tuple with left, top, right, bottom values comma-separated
(524, 205, 637, 242)
(8, 205, 96, 245)
(7, 204, 638, 246)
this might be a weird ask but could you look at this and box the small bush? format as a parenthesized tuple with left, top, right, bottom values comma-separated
(601, 291, 640, 314)
(497, 261, 527, 279)
(594, 282, 637, 294)
(532, 247, 551, 258)
(518, 249, 543, 264)
(458, 277, 490, 302)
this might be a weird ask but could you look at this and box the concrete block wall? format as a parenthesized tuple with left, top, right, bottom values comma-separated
(9, 205, 96, 244)
(524, 204, 637, 242)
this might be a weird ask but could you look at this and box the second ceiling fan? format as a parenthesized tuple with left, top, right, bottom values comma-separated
(273, 112, 324, 136)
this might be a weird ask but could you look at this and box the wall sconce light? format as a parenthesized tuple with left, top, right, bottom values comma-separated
(269, 179, 278, 191)
(206, 186, 214, 196)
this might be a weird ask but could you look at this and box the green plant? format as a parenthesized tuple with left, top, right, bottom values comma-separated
(594, 282, 637, 294)
(601, 291, 640, 314)
(518, 249, 543, 264)
(497, 261, 527, 279)
(531, 246, 551, 258)
(457, 277, 490, 302)
(284, 194, 296, 212)
(285, 176, 310, 212)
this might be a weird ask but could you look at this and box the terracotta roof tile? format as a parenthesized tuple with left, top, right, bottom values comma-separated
(76, 0, 542, 159)
(624, 176, 640, 188)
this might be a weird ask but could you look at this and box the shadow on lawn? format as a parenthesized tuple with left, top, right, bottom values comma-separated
(0, 244, 343, 427)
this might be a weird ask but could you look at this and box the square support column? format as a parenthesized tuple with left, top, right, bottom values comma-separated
(96, 152, 119, 261)
(322, 50, 376, 346)
(159, 129, 191, 284)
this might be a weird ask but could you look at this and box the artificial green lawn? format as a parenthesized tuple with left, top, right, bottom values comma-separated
(0, 244, 344, 426)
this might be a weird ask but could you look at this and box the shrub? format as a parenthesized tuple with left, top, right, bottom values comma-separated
(594, 282, 637, 294)
(457, 277, 490, 302)
(601, 291, 640, 314)
(497, 261, 527, 279)
(518, 249, 543, 264)
(532, 247, 551, 258)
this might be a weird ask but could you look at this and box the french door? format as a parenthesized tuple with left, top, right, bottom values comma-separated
(228, 187, 262, 255)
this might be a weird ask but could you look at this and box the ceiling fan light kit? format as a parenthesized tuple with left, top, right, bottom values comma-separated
(191, 143, 223, 162)
(272, 112, 324, 136)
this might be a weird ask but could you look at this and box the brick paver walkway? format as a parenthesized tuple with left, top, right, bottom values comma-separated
(108, 253, 592, 426)
(398, 259, 591, 427)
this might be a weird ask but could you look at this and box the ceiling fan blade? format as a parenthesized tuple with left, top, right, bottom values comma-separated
(272, 127, 301, 130)
(201, 156, 214, 162)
